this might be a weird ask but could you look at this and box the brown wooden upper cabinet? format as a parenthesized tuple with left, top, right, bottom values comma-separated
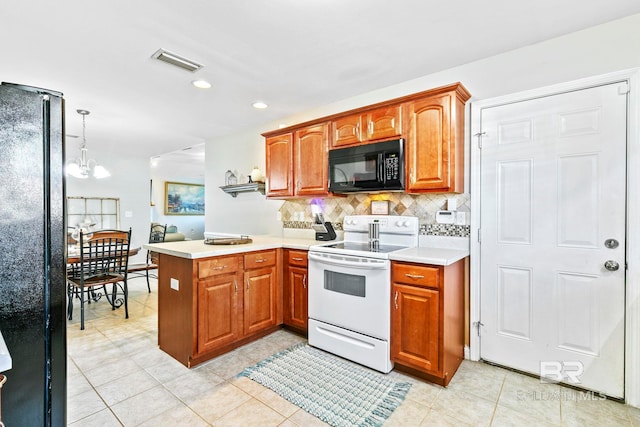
(295, 124, 329, 196)
(264, 82, 470, 198)
(405, 85, 470, 193)
(265, 133, 293, 197)
(265, 123, 329, 198)
(331, 105, 402, 148)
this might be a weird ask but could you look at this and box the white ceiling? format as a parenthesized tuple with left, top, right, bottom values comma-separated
(3, 1, 640, 162)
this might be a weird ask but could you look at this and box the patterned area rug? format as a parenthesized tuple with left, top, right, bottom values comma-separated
(239, 343, 411, 427)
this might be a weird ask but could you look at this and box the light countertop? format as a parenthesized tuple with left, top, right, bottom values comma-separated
(144, 235, 319, 259)
(145, 234, 469, 266)
(389, 235, 470, 265)
(389, 246, 469, 266)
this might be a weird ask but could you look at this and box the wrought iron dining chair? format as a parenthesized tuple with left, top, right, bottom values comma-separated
(127, 223, 166, 292)
(67, 228, 131, 330)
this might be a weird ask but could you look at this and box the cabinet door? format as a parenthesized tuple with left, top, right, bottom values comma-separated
(331, 114, 362, 148)
(197, 273, 240, 354)
(244, 266, 277, 335)
(391, 283, 440, 373)
(294, 124, 329, 196)
(366, 105, 402, 141)
(265, 133, 293, 197)
(284, 265, 308, 331)
(405, 94, 453, 192)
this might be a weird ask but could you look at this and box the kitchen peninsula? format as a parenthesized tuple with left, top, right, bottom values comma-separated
(146, 234, 469, 385)
(144, 236, 317, 367)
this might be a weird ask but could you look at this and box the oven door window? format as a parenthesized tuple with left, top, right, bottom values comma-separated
(324, 270, 365, 297)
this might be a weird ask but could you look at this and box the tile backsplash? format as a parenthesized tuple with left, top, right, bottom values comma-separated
(279, 193, 471, 237)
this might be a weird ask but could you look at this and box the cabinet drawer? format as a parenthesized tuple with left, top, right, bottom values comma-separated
(287, 250, 308, 267)
(245, 250, 277, 269)
(392, 263, 441, 289)
(198, 256, 240, 279)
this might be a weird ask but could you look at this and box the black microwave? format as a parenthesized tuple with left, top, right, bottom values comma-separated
(328, 139, 404, 193)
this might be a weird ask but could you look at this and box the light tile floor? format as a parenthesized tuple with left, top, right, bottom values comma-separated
(67, 277, 640, 426)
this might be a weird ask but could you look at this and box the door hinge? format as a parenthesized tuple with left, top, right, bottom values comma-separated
(474, 132, 486, 149)
(473, 321, 484, 336)
(619, 81, 630, 95)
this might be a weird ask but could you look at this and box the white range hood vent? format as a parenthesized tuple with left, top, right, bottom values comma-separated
(151, 48, 203, 73)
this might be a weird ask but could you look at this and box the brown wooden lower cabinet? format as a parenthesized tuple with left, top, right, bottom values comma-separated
(244, 265, 278, 335)
(158, 249, 281, 367)
(197, 271, 241, 354)
(391, 259, 465, 386)
(283, 249, 308, 333)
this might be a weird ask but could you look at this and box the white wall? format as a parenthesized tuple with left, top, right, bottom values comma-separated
(205, 127, 284, 235)
(204, 13, 640, 235)
(66, 149, 151, 264)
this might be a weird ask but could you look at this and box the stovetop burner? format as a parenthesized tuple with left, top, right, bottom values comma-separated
(309, 215, 420, 259)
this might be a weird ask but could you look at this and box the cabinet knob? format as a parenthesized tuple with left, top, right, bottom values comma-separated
(255, 259, 265, 263)
(394, 291, 399, 310)
(303, 274, 307, 289)
(292, 257, 303, 261)
(405, 273, 425, 279)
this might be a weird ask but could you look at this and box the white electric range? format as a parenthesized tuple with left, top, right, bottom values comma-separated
(307, 215, 419, 373)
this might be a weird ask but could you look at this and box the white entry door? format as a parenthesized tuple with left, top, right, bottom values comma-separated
(479, 82, 627, 398)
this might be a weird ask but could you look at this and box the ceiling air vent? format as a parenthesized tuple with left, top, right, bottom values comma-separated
(151, 48, 203, 73)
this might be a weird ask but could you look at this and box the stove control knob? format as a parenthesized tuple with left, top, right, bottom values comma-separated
(395, 220, 403, 226)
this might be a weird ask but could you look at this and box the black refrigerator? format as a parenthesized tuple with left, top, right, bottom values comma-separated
(0, 83, 66, 426)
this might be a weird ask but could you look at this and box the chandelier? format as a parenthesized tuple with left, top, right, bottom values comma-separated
(66, 109, 110, 179)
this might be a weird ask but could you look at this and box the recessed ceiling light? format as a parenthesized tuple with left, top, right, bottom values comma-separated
(252, 101, 268, 109)
(192, 80, 211, 89)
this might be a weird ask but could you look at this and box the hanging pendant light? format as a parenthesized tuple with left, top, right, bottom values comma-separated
(66, 109, 110, 179)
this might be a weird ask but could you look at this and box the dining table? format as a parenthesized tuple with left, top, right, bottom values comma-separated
(66, 246, 140, 265)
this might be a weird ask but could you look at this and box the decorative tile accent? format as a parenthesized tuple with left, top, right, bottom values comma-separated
(422, 224, 471, 237)
(280, 193, 471, 230)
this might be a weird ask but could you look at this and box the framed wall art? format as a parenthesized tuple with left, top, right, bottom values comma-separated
(370, 200, 389, 215)
(164, 181, 205, 215)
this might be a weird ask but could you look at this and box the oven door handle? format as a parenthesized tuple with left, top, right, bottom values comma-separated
(308, 252, 388, 270)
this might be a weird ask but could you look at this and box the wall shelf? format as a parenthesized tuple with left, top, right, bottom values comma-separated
(219, 182, 265, 198)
